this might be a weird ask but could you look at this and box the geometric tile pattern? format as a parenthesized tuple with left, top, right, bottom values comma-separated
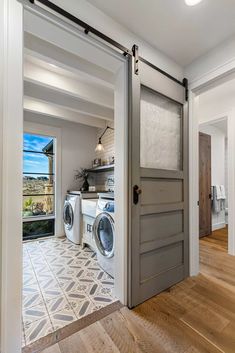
(22, 237, 116, 347)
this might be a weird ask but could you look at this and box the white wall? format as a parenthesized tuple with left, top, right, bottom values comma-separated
(24, 111, 97, 235)
(199, 124, 226, 230)
(95, 125, 114, 163)
(185, 35, 235, 84)
(197, 76, 235, 120)
(52, 0, 183, 80)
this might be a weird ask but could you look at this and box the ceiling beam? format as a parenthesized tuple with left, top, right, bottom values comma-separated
(24, 80, 114, 121)
(24, 59, 114, 109)
(24, 32, 114, 88)
(24, 9, 122, 77)
(24, 97, 106, 129)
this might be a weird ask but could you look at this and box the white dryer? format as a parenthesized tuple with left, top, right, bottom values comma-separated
(93, 193, 115, 278)
(63, 193, 81, 244)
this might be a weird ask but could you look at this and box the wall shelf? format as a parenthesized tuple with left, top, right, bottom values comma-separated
(87, 164, 114, 173)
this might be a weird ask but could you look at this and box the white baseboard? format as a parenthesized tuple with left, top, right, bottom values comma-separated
(212, 222, 226, 231)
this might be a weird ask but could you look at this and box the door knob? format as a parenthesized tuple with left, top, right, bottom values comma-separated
(133, 185, 142, 205)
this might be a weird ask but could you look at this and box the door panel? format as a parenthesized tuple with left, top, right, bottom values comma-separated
(141, 179, 183, 205)
(140, 211, 183, 243)
(139, 264, 185, 303)
(139, 61, 185, 104)
(129, 56, 189, 308)
(140, 241, 183, 283)
(140, 86, 183, 171)
(199, 132, 212, 237)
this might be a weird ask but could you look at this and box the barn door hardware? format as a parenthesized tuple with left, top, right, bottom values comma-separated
(132, 45, 139, 75)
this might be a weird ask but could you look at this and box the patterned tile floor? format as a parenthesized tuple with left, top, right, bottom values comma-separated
(22, 237, 116, 347)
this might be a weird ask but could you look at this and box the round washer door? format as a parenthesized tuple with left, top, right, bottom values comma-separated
(63, 201, 74, 230)
(93, 212, 114, 258)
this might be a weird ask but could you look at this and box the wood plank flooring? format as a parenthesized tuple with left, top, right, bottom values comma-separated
(200, 227, 228, 252)
(38, 228, 235, 353)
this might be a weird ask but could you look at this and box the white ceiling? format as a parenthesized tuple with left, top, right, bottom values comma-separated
(87, 0, 235, 66)
(24, 34, 114, 128)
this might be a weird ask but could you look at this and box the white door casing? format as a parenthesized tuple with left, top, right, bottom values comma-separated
(1, 1, 24, 353)
(1, 3, 128, 353)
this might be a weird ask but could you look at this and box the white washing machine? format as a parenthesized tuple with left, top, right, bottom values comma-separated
(93, 193, 115, 278)
(63, 191, 98, 245)
(63, 193, 81, 244)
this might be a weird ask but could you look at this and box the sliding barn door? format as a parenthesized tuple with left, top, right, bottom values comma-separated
(128, 52, 189, 307)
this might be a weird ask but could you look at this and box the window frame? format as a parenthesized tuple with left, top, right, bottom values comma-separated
(23, 122, 62, 237)
(23, 144, 55, 220)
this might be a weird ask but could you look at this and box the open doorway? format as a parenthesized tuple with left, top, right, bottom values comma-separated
(195, 74, 235, 280)
(21, 6, 127, 350)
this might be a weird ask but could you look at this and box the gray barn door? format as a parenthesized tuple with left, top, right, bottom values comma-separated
(128, 52, 189, 308)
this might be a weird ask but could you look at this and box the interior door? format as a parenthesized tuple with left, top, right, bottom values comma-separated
(199, 132, 212, 237)
(128, 54, 189, 308)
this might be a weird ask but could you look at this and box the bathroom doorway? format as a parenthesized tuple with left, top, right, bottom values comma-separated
(194, 69, 235, 263)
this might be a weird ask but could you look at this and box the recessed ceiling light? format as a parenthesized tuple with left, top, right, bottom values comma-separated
(185, 0, 203, 6)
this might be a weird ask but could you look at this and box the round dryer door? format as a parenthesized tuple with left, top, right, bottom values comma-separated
(63, 201, 74, 230)
(93, 213, 114, 258)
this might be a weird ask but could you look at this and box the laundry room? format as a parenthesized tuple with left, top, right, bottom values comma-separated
(21, 10, 125, 348)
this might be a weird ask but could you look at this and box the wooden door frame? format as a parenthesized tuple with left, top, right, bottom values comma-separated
(199, 131, 212, 237)
(189, 76, 235, 276)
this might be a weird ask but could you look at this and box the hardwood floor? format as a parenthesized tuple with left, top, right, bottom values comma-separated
(200, 227, 235, 290)
(39, 228, 235, 353)
(200, 227, 228, 252)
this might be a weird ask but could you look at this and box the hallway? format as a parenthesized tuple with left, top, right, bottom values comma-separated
(32, 227, 235, 353)
(200, 227, 235, 289)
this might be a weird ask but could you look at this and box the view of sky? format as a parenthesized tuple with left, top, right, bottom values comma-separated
(23, 133, 54, 175)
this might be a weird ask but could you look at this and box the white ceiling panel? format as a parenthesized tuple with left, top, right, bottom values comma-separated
(88, 0, 235, 66)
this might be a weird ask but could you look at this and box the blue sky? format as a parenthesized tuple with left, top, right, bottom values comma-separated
(23, 133, 53, 175)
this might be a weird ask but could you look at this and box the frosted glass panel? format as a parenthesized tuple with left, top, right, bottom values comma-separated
(140, 87, 182, 170)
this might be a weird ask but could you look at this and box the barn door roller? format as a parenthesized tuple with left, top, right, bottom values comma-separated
(132, 45, 139, 75)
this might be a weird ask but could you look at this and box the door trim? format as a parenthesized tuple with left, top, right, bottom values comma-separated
(190, 80, 235, 276)
(1, 1, 23, 352)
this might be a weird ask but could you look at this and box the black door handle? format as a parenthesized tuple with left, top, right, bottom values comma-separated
(133, 185, 142, 205)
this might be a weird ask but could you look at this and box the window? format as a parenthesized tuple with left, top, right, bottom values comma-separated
(23, 133, 56, 240)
